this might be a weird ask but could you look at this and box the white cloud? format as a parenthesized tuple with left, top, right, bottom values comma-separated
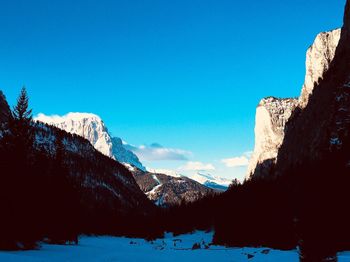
(221, 156, 249, 167)
(179, 161, 215, 171)
(124, 143, 191, 161)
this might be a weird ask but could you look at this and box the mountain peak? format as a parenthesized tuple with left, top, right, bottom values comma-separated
(35, 112, 146, 171)
(190, 172, 232, 189)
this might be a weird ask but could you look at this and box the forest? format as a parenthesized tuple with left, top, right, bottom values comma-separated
(1, 88, 349, 262)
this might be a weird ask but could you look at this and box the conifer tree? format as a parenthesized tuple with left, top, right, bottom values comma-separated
(10, 86, 34, 154)
(13, 87, 32, 122)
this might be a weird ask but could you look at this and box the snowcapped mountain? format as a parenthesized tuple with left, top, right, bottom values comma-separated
(190, 172, 232, 191)
(35, 112, 217, 206)
(35, 113, 146, 171)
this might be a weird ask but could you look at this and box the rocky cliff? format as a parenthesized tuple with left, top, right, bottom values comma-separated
(247, 28, 341, 179)
(246, 97, 298, 179)
(274, 1, 350, 178)
(299, 29, 341, 108)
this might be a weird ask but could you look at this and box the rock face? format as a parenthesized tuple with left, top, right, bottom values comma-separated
(35, 113, 146, 171)
(0, 91, 11, 124)
(247, 28, 341, 179)
(246, 97, 298, 179)
(299, 29, 341, 108)
(274, 1, 350, 178)
(131, 168, 214, 206)
(111, 137, 144, 170)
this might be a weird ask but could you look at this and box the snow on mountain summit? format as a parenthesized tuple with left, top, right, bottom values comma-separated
(35, 113, 110, 155)
(35, 112, 146, 171)
(36, 112, 102, 122)
(190, 172, 232, 190)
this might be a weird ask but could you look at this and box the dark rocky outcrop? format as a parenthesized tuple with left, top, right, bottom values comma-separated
(0, 91, 11, 124)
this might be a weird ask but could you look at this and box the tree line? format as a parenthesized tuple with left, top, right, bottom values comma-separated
(158, 147, 350, 261)
(0, 88, 79, 249)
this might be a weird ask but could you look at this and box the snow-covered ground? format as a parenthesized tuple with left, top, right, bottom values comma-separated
(0, 231, 349, 261)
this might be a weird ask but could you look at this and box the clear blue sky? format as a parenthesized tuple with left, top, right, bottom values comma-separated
(0, 0, 345, 180)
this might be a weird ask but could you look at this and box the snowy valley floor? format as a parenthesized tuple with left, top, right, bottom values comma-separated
(1, 231, 350, 261)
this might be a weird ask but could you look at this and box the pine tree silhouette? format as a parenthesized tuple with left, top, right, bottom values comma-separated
(13, 87, 32, 121)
